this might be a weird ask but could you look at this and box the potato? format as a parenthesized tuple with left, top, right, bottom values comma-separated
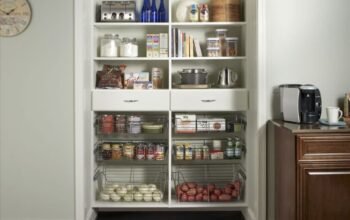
(181, 183, 189, 192)
(188, 195, 195, 202)
(224, 186, 232, 194)
(208, 184, 216, 193)
(202, 189, 208, 195)
(231, 190, 239, 198)
(219, 194, 232, 201)
(186, 188, 197, 196)
(203, 195, 209, 201)
(195, 193, 203, 201)
(181, 193, 188, 202)
(214, 189, 222, 196)
(210, 194, 218, 202)
(187, 182, 197, 189)
(176, 190, 183, 199)
(233, 180, 241, 191)
(196, 186, 204, 193)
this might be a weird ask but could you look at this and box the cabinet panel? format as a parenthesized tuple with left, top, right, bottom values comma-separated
(299, 163, 350, 220)
(297, 135, 350, 162)
(171, 89, 248, 111)
(92, 90, 170, 111)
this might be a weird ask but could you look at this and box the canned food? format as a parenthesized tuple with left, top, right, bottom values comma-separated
(146, 144, 156, 160)
(123, 144, 135, 159)
(154, 144, 165, 160)
(135, 143, 146, 160)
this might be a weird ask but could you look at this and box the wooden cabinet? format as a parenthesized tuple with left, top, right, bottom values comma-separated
(268, 120, 350, 220)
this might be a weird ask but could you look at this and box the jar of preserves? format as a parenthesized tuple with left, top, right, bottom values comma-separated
(154, 144, 165, 160)
(123, 144, 135, 160)
(194, 145, 202, 160)
(127, 115, 142, 134)
(100, 114, 115, 135)
(111, 144, 122, 160)
(146, 143, 156, 160)
(225, 37, 238, 56)
(135, 143, 146, 160)
(101, 143, 112, 160)
(115, 114, 126, 133)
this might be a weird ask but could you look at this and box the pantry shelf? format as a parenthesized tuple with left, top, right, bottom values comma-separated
(171, 22, 247, 27)
(96, 159, 168, 165)
(169, 200, 248, 208)
(172, 159, 242, 165)
(171, 57, 247, 61)
(94, 22, 170, 28)
(94, 57, 169, 61)
(92, 201, 169, 209)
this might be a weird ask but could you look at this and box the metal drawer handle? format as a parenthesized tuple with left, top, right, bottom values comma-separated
(124, 100, 139, 103)
(201, 99, 216, 103)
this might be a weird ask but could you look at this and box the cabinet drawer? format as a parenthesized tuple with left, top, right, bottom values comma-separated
(171, 89, 249, 111)
(297, 135, 350, 161)
(92, 90, 170, 111)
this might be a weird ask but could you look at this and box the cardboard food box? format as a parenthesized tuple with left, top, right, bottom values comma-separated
(197, 118, 226, 132)
(175, 114, 196, 133)
(124, 72, 150, 89)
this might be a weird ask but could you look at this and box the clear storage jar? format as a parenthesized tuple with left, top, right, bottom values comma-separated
(100, 34, 120, 57)
(225, 37, 239, 56)
(207, 47, 220, 57)
(120, 37, 138, 57)
(127, 115, 142, 134)
(216, 29, 228, 56)
(207, 37, 220, 48)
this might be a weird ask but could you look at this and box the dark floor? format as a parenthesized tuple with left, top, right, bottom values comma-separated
(97, 211, 245, 220)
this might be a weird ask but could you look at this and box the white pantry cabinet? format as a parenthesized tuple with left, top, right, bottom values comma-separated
(74, 0, 265, 219)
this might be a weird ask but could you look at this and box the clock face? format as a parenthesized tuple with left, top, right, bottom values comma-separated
(0, 0, 31, 37)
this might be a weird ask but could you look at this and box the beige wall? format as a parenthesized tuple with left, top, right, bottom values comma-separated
(0, 0, 74, 219)
(266, 0, 350, 119)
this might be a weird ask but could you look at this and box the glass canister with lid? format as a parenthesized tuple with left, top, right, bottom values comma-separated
(225, 37, 239, 56)
(216, 29, 228, 56)
(120, 37, 138, 57)
(100, 34, 121, 57)
(127, 115, 142, 134)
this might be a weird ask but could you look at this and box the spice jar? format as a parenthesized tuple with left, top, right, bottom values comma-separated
(216, 29, 228, 56)
(123, 144, 135, 160)
(127, 115, 142, 134)
(120, 37, 138, 57)
(225, 37, 239, 56)
(100, 34, 120, 57)
(115, 114, 126, 133)
(102, 143, 112, 160)
(100, 114, 115, 135)
(135, 143, 146, 160)
(152, 67, 163, 89)
(111, 144, 122, 160)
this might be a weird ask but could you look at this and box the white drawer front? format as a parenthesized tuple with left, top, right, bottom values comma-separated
(171, 89, 249, 111)
(92, 90, 170, 111)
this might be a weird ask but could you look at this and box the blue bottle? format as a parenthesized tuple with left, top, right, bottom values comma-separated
(158, 0, 167, 22)
(150, 0, 158, 22)
(141, 0, 151, 22)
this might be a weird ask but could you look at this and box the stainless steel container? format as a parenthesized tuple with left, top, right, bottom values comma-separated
(179, 69, 208, 85)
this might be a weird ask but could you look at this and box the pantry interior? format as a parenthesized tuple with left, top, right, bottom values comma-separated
(74, 0, 265, 219)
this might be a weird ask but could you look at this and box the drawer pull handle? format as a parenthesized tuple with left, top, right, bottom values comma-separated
(201, 99, 216, 103)
(124, 100, 139, 103)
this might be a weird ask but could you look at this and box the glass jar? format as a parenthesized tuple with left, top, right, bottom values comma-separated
(152, 67, 163, 89)
(207, 47, 220, 57)
(225, 138, 235, 159)
(207, 38, 220, 48)
(202, 145, 209, 160)
(225, 37, 238, 56)
(127, 115, 142, 134)
(100, 114, 115, 135)
(155, 144, 165, 160)
(120, 37, 138, 57)
(111, 144, 122, 160)
(176, 144, 184, 160)
(213, 140, 222, 151)
(216, 29, 228, 56)
(194, 145, 202, 160)
(189, 4, 199, 22)
(199, 4, 209, 22)
(115, 114, 126, 133)
(100, 34, 120, 57)
(146, 143, 156, 160)
(101, 143, 112, 160)
(135, 143, 146, 160)
(123, 143, 135, 160)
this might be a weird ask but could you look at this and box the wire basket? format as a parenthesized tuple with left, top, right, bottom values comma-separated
(173, 164, 245, 203)
(95, 165, 168, 203)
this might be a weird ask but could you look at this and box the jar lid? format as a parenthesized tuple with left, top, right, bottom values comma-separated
(128, 115, 141, 121)
(112, 144, 121, 150)
(102, 143, 111, 150)
(206, 47, 221, 50)
(213, 140, 222, 149)
(225, 37, 239, 40)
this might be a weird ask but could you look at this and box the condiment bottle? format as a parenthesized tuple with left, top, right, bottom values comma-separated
(234, 137, 242, 159)
(141, 0, 151, 22)
(150, 0, 158, 22)
(225, 138, 234, 159)
(157, 0, 167, 22)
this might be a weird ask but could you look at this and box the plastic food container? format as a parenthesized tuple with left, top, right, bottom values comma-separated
(142, 123, 164, 134)
(207, 47, 220, 57)
(207, 37, 220, 48)
(179, 69, 208, 84)
(225, 37, 239, 56)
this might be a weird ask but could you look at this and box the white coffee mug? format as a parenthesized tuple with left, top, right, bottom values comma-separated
(326, 107, 343, 124)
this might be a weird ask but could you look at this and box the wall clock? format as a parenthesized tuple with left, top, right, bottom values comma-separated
(0, 0, 32, 37)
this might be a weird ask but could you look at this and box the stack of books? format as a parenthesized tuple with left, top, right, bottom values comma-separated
(172, 28, 203, 58)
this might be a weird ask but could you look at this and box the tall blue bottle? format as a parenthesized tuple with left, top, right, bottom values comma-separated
(158, 0, 167, 22)
(150, 0, 158, 22)
(141, 0, 151, 22)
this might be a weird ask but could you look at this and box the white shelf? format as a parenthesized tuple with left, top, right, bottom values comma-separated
(92, 201, 169, 208)
(94, 57, 169, 61)
(171, 57, 246, 61)
(169, 200, 248, 208)
(94, 22, 170, 28)
(171, 22, 247, 27)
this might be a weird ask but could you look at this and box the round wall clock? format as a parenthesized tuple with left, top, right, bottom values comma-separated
(0, 0, 32, 37)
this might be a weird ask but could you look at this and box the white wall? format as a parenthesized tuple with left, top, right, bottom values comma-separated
(266, 0, 350, 119)
(0, 0, 74, 219)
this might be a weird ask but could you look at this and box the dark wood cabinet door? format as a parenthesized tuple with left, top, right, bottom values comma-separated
(298, 163, 350, 220)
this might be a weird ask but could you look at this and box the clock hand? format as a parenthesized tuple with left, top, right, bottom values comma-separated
(6, 8, 16, 15)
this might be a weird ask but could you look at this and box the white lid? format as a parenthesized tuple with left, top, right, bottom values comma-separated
(225, 37, 239, 40)
(206, 47, 221, 50)
(216, 29, 228, 32)
(207, 37, 220, 40)
(213, 140, 222, 149)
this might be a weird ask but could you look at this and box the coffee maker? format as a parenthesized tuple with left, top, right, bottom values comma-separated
(279, 84, 322, 124)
